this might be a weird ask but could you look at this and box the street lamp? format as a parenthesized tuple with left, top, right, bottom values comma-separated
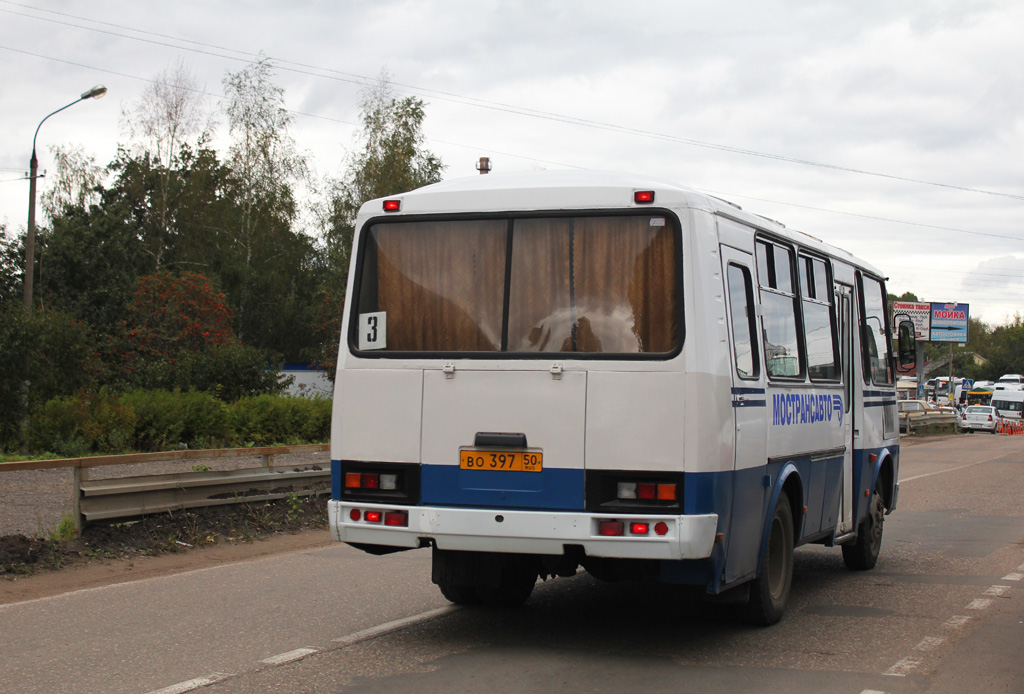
(23, 84, 107, 312)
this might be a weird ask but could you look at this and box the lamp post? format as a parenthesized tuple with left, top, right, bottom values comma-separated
(23, 84, 107, 313)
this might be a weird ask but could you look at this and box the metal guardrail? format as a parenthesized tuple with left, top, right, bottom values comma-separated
(0, 444, 329, 533)
(900, 411, 959, 434)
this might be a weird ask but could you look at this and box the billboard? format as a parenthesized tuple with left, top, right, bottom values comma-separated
(892, 301, 931, 340)
(930, 303, 969, 343)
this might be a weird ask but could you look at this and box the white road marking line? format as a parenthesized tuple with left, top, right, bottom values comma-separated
(333, 605, 460, 646)
(914, 636, 945, 651)
(984, 585, 1010, 597)
(900, 454, 1007, 483)
(860, 690, 888, 694)
(144, 673, 231, 694)
(885, 657, 921, 676)
(944, 615, 972, 629)
(1001, 573, 1023, 582)
(259, 648, 319, 666)
(966, 598, 993, 610)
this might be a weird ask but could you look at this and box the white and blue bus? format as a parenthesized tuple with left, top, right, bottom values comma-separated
(329, 171, 916, 625)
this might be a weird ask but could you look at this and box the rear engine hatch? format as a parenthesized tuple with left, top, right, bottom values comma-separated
(421, 368, 586, 510)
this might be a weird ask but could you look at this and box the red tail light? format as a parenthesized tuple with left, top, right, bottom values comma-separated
(384, 511, 408, 527)
(634, 190, 655, 204)
(345, 473, 381, 489)
(599, 521, 624, 536)
(630, 522, 650, 535)
(383, 199, 401, 212)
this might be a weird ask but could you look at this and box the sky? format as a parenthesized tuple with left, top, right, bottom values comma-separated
(1, 0, 1022, 327)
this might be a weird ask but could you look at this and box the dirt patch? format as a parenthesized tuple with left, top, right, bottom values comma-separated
(899, 432, 963, 447)
(0, 494, 330, 581)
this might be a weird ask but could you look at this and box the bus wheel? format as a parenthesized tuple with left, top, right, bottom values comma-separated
(842, 481, 885, 571)
(477, 567, 537, 607)
(740, 493, 794, 626)
(438, 581, 481, 605)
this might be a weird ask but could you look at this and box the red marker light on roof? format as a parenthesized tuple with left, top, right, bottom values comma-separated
(634, 190, 655, 204)
(383, 199, 401, 212)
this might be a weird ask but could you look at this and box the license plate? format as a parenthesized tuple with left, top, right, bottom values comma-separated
(459, 449, 543, 472)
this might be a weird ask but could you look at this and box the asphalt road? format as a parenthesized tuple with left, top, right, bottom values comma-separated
(2, 434, 1022, 694)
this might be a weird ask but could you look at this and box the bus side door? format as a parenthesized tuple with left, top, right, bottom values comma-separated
(836, 284, 855, 534)
(720, 245, 769, 583)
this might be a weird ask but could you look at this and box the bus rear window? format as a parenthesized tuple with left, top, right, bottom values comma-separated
(354, 214, 680, 355)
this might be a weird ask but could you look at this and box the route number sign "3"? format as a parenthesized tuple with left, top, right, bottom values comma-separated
(359, 312, 387, 350)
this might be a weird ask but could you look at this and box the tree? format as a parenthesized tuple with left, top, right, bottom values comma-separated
(326, 71, 445, 262)
(221, 55, 314, 350)
(40, 144, 104, 221)
(120, 60, 214, 270)
(36, 189, 149, 333)
(0, 304, 98, 450)
(103, 270, 286, 399)
(975, 315, 1024, 380)
(309, 72, 446, 377)
(0, 224, 21, 308)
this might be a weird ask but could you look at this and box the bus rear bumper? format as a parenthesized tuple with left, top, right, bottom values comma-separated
(329, 500, 718, 561)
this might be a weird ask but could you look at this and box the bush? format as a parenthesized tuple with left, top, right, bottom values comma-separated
(228, 394, 331, 446)
(25, 389, 327, 455)
(177, 342, 290, 401)
(0, 305, 98, 451)
(178, 390, 232, 449)
(121, 389, 184, 451)
(120, 389, 231, 451)
(30, 390, 137, 456)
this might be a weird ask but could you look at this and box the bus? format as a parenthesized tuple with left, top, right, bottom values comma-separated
(329, 171, 916, 625)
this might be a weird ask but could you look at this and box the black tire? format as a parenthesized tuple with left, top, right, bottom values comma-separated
(740, 493, 794, 626)
(842, 481, 886, 571)
(438, 581, 481, 605)
(476, 567, 537, 607)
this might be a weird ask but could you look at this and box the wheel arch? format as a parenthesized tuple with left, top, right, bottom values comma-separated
(874, 450, 896, 511)
(759, 463, 804, 561)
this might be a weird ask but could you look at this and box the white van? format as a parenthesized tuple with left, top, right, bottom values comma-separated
(991, 389, 1024, 419)
(994, 374, 1024, 391)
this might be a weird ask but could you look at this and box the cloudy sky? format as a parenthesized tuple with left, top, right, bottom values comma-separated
(1, 0, 1022, 326)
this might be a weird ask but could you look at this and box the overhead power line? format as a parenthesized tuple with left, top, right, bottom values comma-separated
(0, 43, 1016, 249)
(700, 189, 1024, 243)
(2, 1, 1024, 203)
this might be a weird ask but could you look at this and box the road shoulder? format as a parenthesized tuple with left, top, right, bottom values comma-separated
(0, 528, 332, 605)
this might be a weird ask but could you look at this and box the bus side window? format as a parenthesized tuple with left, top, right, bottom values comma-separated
(857, 274, 894, 386)
(727, 263, 759, 379)
(755, 239, 802, 379)
(799, 255, 839, 382)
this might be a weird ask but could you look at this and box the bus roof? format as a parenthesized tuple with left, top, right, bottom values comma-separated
(358, 170, 882, 277)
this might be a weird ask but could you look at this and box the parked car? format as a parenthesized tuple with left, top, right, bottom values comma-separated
(898, 399, 955, 433)
(960, 405, 999, 434)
